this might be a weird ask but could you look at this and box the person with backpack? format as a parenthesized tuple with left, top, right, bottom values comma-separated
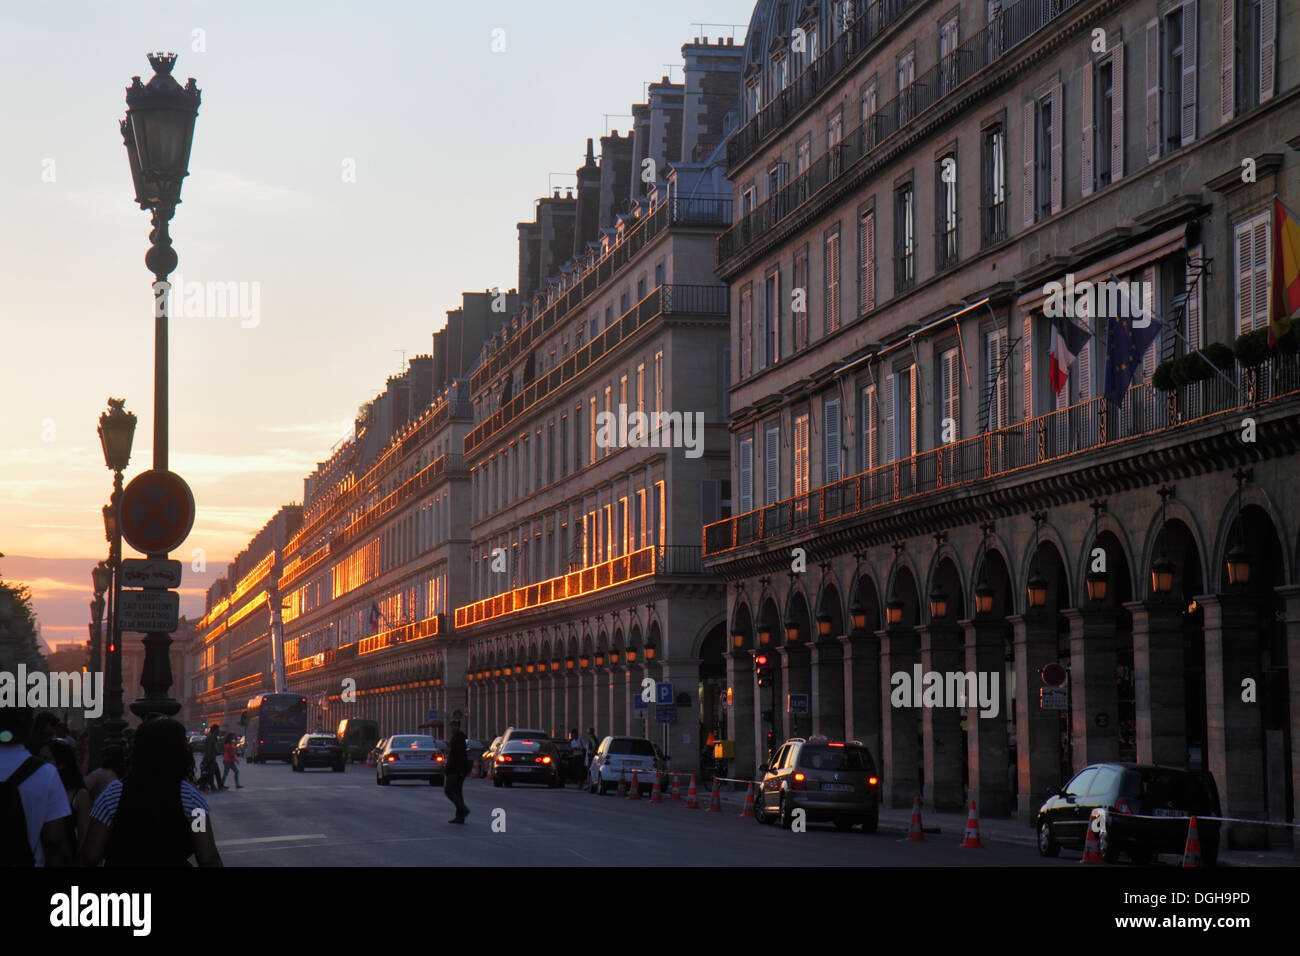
(79, 717, 222, 867)
(0, 705, 73, 866)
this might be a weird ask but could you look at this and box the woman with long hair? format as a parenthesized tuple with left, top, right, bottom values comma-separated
(38, 737, 90, 854)
(78, 718, 222, 867)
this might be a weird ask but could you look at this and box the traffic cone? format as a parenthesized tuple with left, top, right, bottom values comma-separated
(649, 773, 663, 804)
(1081, 824, 1104, 863)
(705, 778, 722, 812)
(1182, 816, 1202, 867)
(683, 776, 700, 809)
(959, 800, 984, 848)
(628, 770, 641, 800)
(669, 774, 681, 800)
(740, 782, 756, 818)
(907, 796, 925, 841)
(617, 769, 627, 797)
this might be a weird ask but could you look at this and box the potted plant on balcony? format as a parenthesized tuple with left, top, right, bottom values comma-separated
(1152, 358, 1178, 391)
(1234, 328, 1270, 368)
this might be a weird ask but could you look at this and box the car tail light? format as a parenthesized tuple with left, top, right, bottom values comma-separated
(499, 755, 512, 763)
(868, 776, 878, 786)
(435, 754, 445, 762)
(385, 754, 398, 763)
(1115, 797, 1133, 814)
(539, 756, 552, 764)
(791, 772, 806, 790)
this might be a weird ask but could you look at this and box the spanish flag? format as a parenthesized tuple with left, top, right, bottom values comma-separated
(1271, 197, 1300, 347)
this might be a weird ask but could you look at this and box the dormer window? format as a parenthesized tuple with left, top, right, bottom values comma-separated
(772, 52, 789, 90)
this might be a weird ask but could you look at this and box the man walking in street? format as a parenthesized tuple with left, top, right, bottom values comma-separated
(444, 721, 470, 824)
(202, 724, 224, 792)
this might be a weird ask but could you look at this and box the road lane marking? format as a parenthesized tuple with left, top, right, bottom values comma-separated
(219, 834, 327, 846)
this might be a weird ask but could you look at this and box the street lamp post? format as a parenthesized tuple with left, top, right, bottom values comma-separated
(98, 398, 136, 759)
(121, 52, 200, 720)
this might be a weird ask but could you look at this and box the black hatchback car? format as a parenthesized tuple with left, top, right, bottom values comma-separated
(291, 733, 346, 772)
(1037, 763, 1220, 864)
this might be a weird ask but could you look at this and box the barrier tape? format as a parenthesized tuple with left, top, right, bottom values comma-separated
(1093, 810, 1300, 828)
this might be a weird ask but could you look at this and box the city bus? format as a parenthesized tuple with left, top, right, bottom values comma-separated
(242, 692, 308, 763)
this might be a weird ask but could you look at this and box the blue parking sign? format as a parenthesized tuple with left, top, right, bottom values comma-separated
(656, 682, 674, 705)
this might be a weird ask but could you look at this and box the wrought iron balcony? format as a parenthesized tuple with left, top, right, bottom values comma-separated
(704, 352, 1300, 557)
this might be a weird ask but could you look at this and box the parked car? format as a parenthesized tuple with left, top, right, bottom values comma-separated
(291, 733, 346, 773)
(187, 732, 205, 753)
(336, 718, 381, 763)
(1037, 763, 1220, 864)
(480, 736, 504, 777)
(500, 726, 549, 747)
(375, 734, 447, 786)
(235, 736, 246, 758)
(754, 736, 880, 832)
(492, 738, 561, 788)
(587, 736, 666, 794)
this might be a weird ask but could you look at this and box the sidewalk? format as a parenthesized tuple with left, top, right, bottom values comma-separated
(703, 784, 1298, 866)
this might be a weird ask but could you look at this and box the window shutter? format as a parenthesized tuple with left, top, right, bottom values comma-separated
(1180, 0, 1197, 146)
(1145, 20, 1160, 161)
(1219, 0, 1235, 123)
(764, 426, 780, 504)
(1236, 220, 1254, 334)
(908, 365, 918, 457)
(864, 386, 878, 469)
(740, 287, 753, 377)
(883, 374, 896, 463)
(1022, 312, 1034, 421)
(1186, 244, 1204, 350)
(1081, 60, 1094, 198)
(1050, 81, 1063, 213)
(1260, 0, 1276, 103)
(826, 231, 841, 332)
(1078, 314, 1092, 401)
(942, 349, 960, 438)
(1251, 215, 1270, 332)
(1111, 42, 1125, 182)
(1022, 100, 1036, 227)
(859, 210, 875, 314)
(824, 399, 841, 483)
(1142, 266, 1158, 382)
(739, 438, 753, 513)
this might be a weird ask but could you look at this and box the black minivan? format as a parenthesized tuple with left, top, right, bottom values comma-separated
(336, 718, 381, 763)
(1037, 763, 1221, 864)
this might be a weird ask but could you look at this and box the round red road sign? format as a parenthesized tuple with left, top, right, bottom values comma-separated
(1040, 662, 1067, 686)
(120, 469, 195, 556)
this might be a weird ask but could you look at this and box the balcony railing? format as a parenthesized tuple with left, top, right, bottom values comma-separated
(463, 284, 727, 458)
(454, 545, 705, 629)
(704, 352, 1300, 557)
(469, 199, 731, 396)
(717, 0, 1087, 268)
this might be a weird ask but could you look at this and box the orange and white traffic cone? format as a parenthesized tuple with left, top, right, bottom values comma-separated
(1081, 824, 1104, 863)
(1182, 816, 1202, 867)
(669, 774, 681, 800)
(683, 775, 700, 809)
(959, 800, 984, 848)
(617, 769, 627, 797)
(740, 782, 756, 818)
(907, 796, 925, 841)
(628, 770, 641, 800)
(705, 778, 722, 812)
(649, 773, 663, 804)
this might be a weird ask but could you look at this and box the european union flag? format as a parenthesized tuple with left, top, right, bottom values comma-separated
(1103, 312, 1161, 406)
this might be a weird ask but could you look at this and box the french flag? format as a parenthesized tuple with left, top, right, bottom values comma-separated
(1048, 312, 1091, 394)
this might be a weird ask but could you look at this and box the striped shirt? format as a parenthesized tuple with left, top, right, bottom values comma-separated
(90, 780, 211, 827)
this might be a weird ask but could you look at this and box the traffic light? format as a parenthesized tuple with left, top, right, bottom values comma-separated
(752, 651, 772, 687)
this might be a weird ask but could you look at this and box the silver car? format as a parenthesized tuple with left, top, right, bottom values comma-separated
(375, 734, 447, 786)
(587, 736, 666, 795)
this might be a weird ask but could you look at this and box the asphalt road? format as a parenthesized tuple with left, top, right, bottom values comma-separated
(208, 761, 1068, 866)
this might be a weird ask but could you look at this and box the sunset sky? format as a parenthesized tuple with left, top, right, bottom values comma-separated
(0, 0, 751, 650)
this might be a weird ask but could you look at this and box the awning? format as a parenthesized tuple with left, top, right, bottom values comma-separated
(1016, 223, 1188, 313)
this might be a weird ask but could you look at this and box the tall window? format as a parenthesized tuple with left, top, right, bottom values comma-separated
(739, 284, 753, 377)
(824, 226, 841, 333)
(793, 245, 809, 349)
(984, 328, 1010, 430)
(897, 50, 916, 124)
(764, 268, 780, 367)
(894, 183, 914, 293)
(823, 398, 841, 484)
(573, 404, 582, 469)
(936, 153, 958, 270)
(654, 350, 664, 416)
(796, 135, 811, 177)
(860, 78, 878, 148)
(588, 395, 596, 463)
(827, 109, 843, 177)
(938, 16, 959, 95)
(1036, 95, 1054, 221)
(793, 413, 810, 500)
(981, 124, 1007, 245)
(738, 437, 754, 513)
(636, 363, 645, 417)
(1162, 8, 1184, 152)
(1094, 58, 1115, 188)
(1228, 0, 1276, 118)
(1148, 2, 1197, 157)
(860, 384, 878, 471)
